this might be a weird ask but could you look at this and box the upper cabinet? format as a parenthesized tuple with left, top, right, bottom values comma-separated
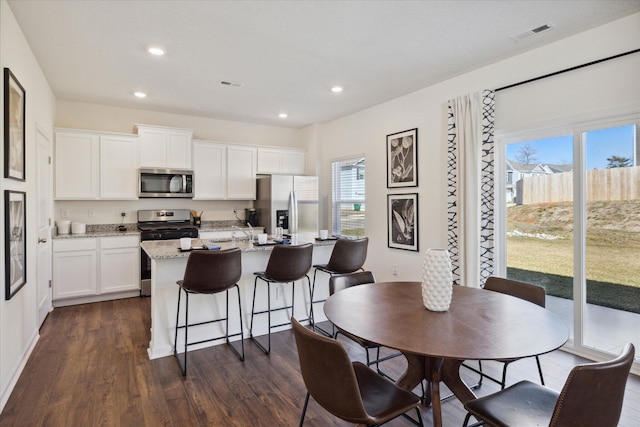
(257, 147, 306, 175)
(54, 129, 138, 200)
(100, 134, 138, 199)
(55, 131, 99, 199)
(192, 141, 227, 200)
(192, 141, 257, 200)
(227, 145, 257, 199)
(136, 124, 193, 169)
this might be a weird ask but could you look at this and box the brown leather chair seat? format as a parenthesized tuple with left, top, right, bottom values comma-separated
(310, 237, 368, 336)
(463, 276, 547, 389)
(291, 317, 424, 426)
(174, 248, 244, 376)
(463, 343, 635, 427)
(249, 243, 313, 354)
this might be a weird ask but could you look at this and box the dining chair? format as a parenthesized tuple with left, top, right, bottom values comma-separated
(310, 237, 368, 336)
(250, 243, 313, 354)
(291, 316, 424, 427)
(463, 343, 635, 427)
(328, 272, 404, 375)
(174, 248, 244, 376)
(463, 276, 547, 389)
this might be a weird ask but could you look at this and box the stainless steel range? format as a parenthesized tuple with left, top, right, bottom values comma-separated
(138, 209, 199, 296)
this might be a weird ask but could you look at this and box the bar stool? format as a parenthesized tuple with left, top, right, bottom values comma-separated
(174, 248, 244, 376)
(310, 237, 368, 335)
(250, 243, 313, 354)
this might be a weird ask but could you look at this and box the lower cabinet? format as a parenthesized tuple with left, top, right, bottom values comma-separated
(53, 235, 140, 305)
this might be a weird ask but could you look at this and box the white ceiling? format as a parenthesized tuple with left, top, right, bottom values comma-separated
(8, 0, 640, 129)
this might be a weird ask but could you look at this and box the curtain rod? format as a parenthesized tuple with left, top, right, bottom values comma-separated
(495, 48, 640, 92)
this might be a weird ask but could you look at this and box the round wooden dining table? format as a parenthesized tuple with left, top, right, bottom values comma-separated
(323, 282, 569, 427)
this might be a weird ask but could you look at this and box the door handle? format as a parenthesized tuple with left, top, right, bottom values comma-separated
(38, 238, 47, 244)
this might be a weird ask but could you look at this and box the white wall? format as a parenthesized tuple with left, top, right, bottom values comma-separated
(309, 13, 640, 283)
(56, 100, 303, 148)
(0, 0, 56, 410)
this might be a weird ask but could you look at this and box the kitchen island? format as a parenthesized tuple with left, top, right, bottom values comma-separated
(142, 236, 336, 359)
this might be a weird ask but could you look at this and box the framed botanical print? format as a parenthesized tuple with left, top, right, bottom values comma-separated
(4, 68, 26, 181)
(5, 190, 27, 299)
(387, 193, 418, 252)
(387, 128, 417, 188)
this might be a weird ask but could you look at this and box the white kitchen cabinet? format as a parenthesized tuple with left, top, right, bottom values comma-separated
(136, 124, 193, 169)
(257, 147, 306, 175)
(192, 141, 227, 199)
(227, 145, 257, 199)
(52, 239, 98, 299)
(55, 129, 138, 200)
(53, 235, 140, 305)
(193, 141, 256, 200)
(99, 236, 140, 293)
(54, 132, 99, 199)
(100, 134, 138, 199)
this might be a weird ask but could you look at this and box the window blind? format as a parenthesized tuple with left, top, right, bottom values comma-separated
(331, 157, 365, 237)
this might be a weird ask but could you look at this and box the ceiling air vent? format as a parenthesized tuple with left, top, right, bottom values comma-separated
(510, 22, 555, 42)
(218, 80, 243, 88)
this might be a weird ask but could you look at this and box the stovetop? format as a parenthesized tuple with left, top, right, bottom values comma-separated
(138, 209, 198, 240)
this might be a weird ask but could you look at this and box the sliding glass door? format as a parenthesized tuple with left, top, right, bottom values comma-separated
(499, 121, 639, 360)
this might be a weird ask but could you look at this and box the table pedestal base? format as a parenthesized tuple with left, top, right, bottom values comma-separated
(397, 354, 477, 427)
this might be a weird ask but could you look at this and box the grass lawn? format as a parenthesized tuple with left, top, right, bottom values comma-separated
(506, 200, 640, 314)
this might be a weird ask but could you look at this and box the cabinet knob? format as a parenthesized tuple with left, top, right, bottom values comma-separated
(38, 238, 48, 244)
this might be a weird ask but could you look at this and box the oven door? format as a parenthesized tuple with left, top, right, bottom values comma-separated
(139, 169, 193, 198)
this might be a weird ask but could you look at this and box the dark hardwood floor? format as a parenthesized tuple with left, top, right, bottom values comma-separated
(1, 297, 638, 426)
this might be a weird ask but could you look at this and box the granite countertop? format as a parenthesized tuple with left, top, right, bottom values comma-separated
(52, 222, 262, 240)
(53, 224, 140, 239)
(141, 236, 336, 260)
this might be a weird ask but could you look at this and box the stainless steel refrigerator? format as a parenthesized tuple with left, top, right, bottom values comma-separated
(255, 175, 319, 236)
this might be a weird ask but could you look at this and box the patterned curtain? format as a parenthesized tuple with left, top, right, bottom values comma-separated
(447, 90, 495, 287)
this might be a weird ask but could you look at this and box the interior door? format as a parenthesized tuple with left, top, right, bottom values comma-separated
(36, 125, 52, 327)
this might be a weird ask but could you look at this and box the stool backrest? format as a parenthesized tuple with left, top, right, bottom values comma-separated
(484, 276, 546, 308)
(265, 243, 313, 282)
(181, 248, 242, 293)
(550, 343, 634, 427)
(325, 237, 369, 274)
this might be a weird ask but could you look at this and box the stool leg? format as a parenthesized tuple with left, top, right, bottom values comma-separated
(225, 286, 245, 361)
(250, 276, 272, 355)
(174, 289, 189, 376)
(306, 275, 314, 325)
(235, 284, 245, 360)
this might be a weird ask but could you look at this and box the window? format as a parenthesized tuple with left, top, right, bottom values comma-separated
(331, 157, 365, 237)
(499, 121, 639, 359)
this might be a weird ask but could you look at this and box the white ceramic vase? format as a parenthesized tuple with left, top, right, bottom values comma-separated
(421, 248, 453, 311)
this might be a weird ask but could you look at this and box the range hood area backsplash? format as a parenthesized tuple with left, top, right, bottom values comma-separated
(54, 199, 255, 227)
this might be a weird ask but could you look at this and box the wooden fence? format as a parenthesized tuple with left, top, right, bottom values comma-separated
(517, 166, 640, 204)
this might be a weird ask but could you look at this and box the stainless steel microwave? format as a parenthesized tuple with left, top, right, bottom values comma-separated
(139, 168, 194, 198)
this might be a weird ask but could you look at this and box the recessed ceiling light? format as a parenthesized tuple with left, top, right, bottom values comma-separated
(331, 86, 343, 93)
(134, 92, 147, 98)
(147, 46, 165, 56)
(278, 113, 288, 119)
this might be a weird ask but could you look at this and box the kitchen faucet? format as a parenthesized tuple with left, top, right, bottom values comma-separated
(232, 224, 254, 241)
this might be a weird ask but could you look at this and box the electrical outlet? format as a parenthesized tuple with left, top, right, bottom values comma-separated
(61, 208, 69, 218)
(392, 264, 398, 276)
(276, 286, 283, 300)
(121, 211, 126, 218)
(88, 209, 95, 218)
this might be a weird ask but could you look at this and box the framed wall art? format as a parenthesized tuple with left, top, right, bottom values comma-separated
(5, 190, 27, 299)
(386, 128, 417, 188)
(387, 193, 418, 252)
(4, 68, 26, 181)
